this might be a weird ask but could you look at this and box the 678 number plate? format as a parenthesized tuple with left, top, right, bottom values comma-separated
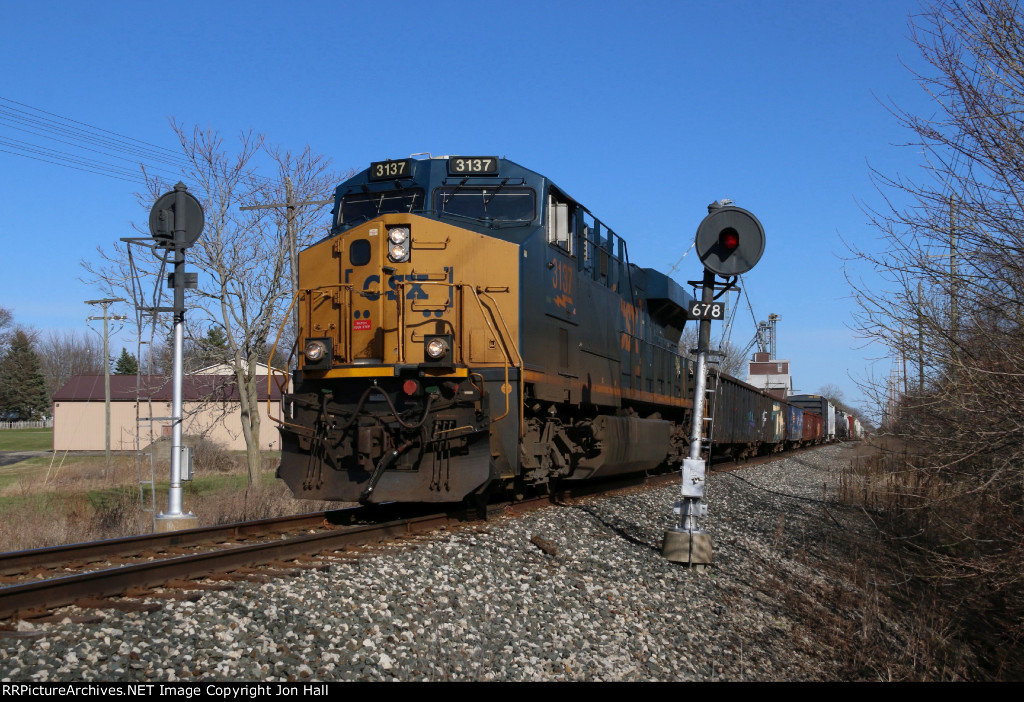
(688, 302, 724, 320)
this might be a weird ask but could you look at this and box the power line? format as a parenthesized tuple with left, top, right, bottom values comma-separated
(0, 144, 142, 183)
(0, 96, 278, 189)
(0, 97, 189, 166)
(0, 115, 188, 179)
(0, 136, 153, 182)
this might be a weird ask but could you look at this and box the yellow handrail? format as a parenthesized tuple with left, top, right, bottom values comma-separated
(268, 279, 523, 439)
(394, 280, 523, 435)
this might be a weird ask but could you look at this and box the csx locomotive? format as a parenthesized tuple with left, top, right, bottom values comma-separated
(275, 155, 767, 504)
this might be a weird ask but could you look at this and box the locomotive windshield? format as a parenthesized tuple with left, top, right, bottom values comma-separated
(340, 188, 424, 226)
(433, 186, 535, 225)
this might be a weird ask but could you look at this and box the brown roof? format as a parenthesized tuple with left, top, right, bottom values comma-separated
(53, 375, 284, 402)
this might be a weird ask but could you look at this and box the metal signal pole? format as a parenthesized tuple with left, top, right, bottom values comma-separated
(662, 202, 765, 567)
(148, 182, 204, 533)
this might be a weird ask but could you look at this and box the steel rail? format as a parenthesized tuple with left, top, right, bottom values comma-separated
(0, 510, 463, 620)
(0, 509, 365, 577)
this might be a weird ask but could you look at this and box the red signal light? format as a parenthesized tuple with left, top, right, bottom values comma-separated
(720, 229, 739, 251)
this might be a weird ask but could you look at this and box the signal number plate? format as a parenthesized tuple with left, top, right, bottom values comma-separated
(688, 302, 724, 320)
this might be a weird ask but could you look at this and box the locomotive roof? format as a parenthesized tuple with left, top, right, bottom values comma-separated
(329, 155, 589, 237)
(336, 155, 573, 199)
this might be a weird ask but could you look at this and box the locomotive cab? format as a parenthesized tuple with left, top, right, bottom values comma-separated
(275, 155, 703, 505)
(277, 157, 533, 503)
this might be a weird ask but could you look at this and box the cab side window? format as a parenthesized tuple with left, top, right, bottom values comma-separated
(547, 192, 573, 255)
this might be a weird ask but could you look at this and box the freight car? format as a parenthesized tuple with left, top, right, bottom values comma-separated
(274, 155, 816, 504)
(788, 394, 838, 441)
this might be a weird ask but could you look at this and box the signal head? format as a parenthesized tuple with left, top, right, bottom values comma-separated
(694, 206, 765, 276)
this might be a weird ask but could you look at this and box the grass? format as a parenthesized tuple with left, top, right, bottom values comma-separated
(0, 428, 53, 451)
(0, 440, 344, 552)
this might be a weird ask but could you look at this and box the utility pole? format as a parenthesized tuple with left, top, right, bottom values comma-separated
(285, 176, 299, 336)
(918, 280, 925, 395)
(86, 297, 127, 468)
(240, 190, 332, 357)
(949, 195, 959, 371)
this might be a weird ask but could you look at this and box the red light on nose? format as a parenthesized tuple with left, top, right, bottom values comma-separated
(403, 379, 421, 396)
(720, 229, 739, 251)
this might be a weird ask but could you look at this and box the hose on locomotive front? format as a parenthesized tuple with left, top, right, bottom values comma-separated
(299, 386, 434, 491)
(374, 390, 436, 430)
(360, 440, 413, 503)
(330, 386, 435, 434)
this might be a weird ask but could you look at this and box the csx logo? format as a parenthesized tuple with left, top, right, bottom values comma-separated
(360, 274, 430, 301)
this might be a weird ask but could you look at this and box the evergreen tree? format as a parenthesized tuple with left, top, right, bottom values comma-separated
(0, 330, 50, 420)
(113, 347, 139, 375)
(190, 326, 231, 370)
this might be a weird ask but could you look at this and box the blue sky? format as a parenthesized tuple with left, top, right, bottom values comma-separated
(0, 0, 934, 416)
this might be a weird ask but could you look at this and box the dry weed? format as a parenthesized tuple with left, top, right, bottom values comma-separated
(835, 436, 1024, 680)
(0, 448, 344, 552)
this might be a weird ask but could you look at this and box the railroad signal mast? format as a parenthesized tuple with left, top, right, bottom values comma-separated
(662, 201, 765, 566)
(149, 183, 205, 533)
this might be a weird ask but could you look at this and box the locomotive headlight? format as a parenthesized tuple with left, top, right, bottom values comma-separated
(425, 336, 449, 359)
(388, 227, 409, 244)
(389, 242, 410, 262)
(304, 340, 328, 362)
(387, 226, 411, 262)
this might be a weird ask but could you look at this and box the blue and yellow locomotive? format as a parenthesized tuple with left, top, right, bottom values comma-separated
(276, 155, 708, 504)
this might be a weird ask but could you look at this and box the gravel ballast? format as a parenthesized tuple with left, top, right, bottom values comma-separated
(0, 444, 894, 681)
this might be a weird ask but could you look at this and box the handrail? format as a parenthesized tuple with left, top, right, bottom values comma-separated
(267, 279, 523, 438)
(395, 280, 522, 434)
(267, 292, 298, 428)
(479, 289, 526, 436)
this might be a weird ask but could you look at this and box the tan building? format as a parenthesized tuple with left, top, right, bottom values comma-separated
(746, 351, 793, 400)
(52, 372, 286, 452)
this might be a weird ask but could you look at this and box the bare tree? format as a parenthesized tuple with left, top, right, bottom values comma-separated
(36, 329, 104, 398)
(847, 0, 1024, 675)
(851, 0, 1024, 463)
(85, 123, 343, 484)
(678, 325, 747, 377)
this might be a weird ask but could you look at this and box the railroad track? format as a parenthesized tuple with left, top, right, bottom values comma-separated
(0, 446, 836, 624)
(0, 505, 490, 623)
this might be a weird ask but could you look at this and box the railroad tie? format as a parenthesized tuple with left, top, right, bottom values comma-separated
(73, 597, 162, 613)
